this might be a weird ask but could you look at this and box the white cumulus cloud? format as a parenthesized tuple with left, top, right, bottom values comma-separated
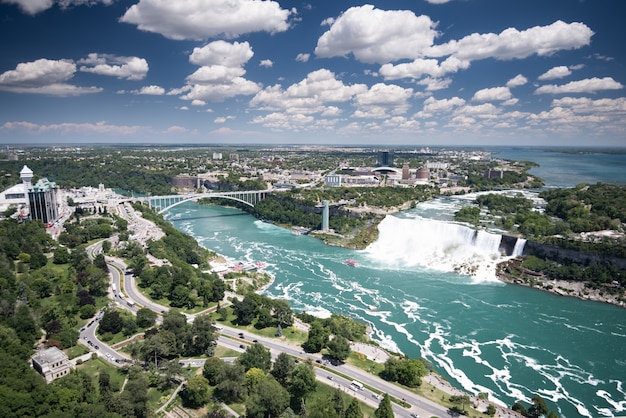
(379, 56, 470, 80)
(353, 83, 414, 117)
(251, 68, 367, 115)
(315, 5, 438, 64)
(132, 85, 165, 95)
(0, 58, 101, 95)
(472, 86, 513, 102)
(190, 41, 254, 67)
(296, 53, 310, 63)
(506, 74, 528, 88)
(181, 40, 260, 103)
(78, 54, 149, 80)
(534, 77, 624, 94)
(418, 77, 452, 91)
(422, 96, 466, 113)
(428, 20, 593, 61)
(120, 0, 293, 41)
(259, 59, 273, 68)
(538, 65, 572, 80)
(181, 77, 261, 103)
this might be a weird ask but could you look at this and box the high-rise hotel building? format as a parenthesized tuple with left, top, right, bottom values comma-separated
(28, 179, 58, 225)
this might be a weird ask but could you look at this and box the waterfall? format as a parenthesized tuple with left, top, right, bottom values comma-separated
(365, 215, 506, 282)
(511, 238, 527, 257)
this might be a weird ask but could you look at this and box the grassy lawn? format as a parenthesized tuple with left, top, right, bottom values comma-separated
(213, 306, 308, 347)
(77, 357, 127, 392)
(148, 385, 178, 411)
(345, 352, 385, 376)
(64, 344, 89, 359)
(308, 379, 376, 418)
(214, 345, 241, 358)
(45, 261, 70, 277)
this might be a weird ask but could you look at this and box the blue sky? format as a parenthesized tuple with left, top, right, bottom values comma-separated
(0, 0, 624, 146)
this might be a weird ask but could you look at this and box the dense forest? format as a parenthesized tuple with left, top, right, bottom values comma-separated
(541, 183, 626, 232)
(130, 204, 226, 310)
(0, 217, 149, 417)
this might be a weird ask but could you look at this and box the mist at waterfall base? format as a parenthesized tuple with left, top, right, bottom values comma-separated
(168, 198, 625, 418)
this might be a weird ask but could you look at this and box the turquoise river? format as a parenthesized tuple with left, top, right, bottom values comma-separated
(166, 148, 626, 418)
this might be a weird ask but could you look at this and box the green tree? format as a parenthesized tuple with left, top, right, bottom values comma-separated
(53, 246, 71, 264)
(170, 285, 193, 308)
(272, 299, 294, 326)
(331, 388, 345, 417)
(302, 321, 328, 353)
(397, 359, 427, 387)
(79, 304, 97, 319)
(289, 362, 317, 401)
(271, 352, 296, 384)
(135, 308, 157, 328)
(374, 393, 393, 418)
(238, 343, 272, 372)
(189, 315, 217, 356)
(203, 357, 225, 386)
(233, 296, 257, 325)
(245, 367, 266, 390)
(99, 310, 123, 334)
(512, 401, 528, 416)
(101, 240, 112, 253)
(255, 307, 274, 329)
(528, 394, 549, 418)
(215, 363, 247, 403)
(246, 374, 290, 418)
(450, 395, 471, 414)
(344, 398, 364, 418)
(181, 376, 211, 408)
(326, 335, 351, 363)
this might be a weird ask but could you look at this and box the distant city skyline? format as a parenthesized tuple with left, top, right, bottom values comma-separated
(0, 0, 625, 146)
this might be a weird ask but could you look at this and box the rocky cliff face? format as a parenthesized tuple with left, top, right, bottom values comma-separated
(519, 238, 626, 269)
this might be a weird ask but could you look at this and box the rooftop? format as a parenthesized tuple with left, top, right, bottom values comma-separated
(32, 346, 68, 365)
(28, 178, 57, 193)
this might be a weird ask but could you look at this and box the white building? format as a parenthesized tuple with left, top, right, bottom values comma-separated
(0, 165, 33, 216)
(31, 346, 72, 383)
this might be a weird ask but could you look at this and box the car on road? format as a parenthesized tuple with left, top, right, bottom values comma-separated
(326, 375, 333, 380)
(94, 345, 100, 350)
(239, 344, 246, 349)
(410, 414, 420, 418)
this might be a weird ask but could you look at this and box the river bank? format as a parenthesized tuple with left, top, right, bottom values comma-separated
(497, 259, 626, 308)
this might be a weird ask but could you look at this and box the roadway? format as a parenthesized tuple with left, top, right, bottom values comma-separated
(84, 237, 449, 417)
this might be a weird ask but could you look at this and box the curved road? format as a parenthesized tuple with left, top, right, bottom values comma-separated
(85, 239, 450, 418)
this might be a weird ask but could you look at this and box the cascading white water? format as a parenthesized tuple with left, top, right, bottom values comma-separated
(512, 238, 527, 257)
(365, 215, 506, 282)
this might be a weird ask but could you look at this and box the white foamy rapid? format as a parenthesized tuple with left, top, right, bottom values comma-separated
(365, 215, 507, 282)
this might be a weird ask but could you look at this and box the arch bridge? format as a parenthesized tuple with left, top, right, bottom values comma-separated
(139, 190, 270, 214)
